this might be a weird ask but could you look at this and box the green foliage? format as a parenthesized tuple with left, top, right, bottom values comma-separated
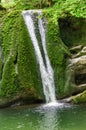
(14, 0, 40, 10)
(1, 0, 41, 10)
(0, 0, 86, 102)
(1, 10, 20, 96)
(2, 10, 19, 60)
(0, 10, 6, 46)
(46, 20, 71, 97)
(1, 55, 19, 96)
(0, 58, 3, 79)
(44, 0, 86, 25)
(1, 10, 43, 98)
(18, 16, 42, 97)
(44, 0, 85, 98)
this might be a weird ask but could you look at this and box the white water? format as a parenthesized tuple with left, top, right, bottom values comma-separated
(22, 10, 56, 103)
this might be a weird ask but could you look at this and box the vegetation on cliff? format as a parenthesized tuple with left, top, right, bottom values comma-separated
(0, 0, 86, 105)
(1, 10, 43, 100)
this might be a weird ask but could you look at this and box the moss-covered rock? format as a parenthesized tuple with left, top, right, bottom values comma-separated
(44, 1, 86, 99)
(71, 90, 86, 103)
(0, 10, 43, 103)
(46, 20, 71, 98)
(0, 0, 86, 106)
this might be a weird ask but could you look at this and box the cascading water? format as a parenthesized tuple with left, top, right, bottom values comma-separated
(22, 10, 56, 103)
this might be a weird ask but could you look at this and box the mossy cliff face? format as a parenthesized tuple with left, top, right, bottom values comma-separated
(0, 9, 70, 104)
(46, 20, 70, 98)
(0, 10, 43, 106)
(45, 6, 86, 101)
(58, 16, 86, 103)
(0, 0, 86, 106)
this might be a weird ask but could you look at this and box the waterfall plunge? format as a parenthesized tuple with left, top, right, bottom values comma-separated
(22, 10, 56, 103)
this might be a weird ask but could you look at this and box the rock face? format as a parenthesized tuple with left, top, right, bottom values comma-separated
(65, 45, 86, 102)
(0, 1, 86, 106)
(58, 15, 86, 103)
(69, 46, 86, 85)
(0, 10, 44, 108)
(62, 46, 86, 104)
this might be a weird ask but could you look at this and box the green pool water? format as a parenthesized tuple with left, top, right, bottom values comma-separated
(0, 103, 86, 130)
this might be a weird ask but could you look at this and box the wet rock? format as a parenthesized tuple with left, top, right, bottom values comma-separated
(71, 90, 86, 103)
(65, 45, 86, 100)
(0, 92, 43, 108)
(69, 46, 86, 85)
(71, 46, 86, 58)
(69, 55, 86, 74)
(70, 45, 83, 54)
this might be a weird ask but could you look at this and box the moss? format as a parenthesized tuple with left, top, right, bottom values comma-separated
(0, 58, 3, 80)
(46, 19, 71, 97)
(1, 55, 19, 96)
(1, 10, 43, 99)
(18, 0, 41, 10)
(0, 10, 7, 46)
(1, 11, 19, 96)
(2, 0, 41, 10)
(72, 91, 86, 103)
(18, 15, 43, 97)
(1, 0, 86, 103)
(2, 10, 20, 59)
(45, 1, 86, 98)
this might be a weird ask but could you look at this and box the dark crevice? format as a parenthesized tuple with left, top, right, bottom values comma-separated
(75, 73, 86, 85)
(14, 52, 18, 64)
(58, 16, 86, 48)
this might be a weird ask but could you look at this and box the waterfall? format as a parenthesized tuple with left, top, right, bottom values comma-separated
(22, 10, 56, 103)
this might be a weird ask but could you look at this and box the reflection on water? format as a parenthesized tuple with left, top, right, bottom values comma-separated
(34, 103, 71, 130)
(37, 106, 58, 130)
(0, 103, 86, 130)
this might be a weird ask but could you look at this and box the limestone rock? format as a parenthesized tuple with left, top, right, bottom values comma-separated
(70, 45, 83, 53)
(65, 45, 86, 99)
(71, 46, 86, 58)
(69, 55, 86, 74)
(69, 45, 86, 77)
